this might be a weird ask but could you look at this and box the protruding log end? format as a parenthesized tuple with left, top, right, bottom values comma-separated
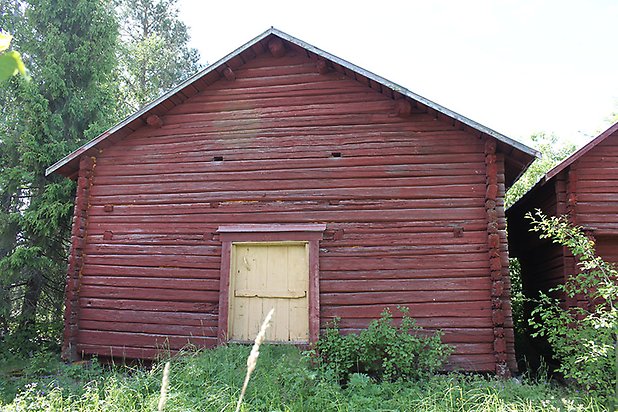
(316, 59, 330, 74)
(222, 66, 236, 81)
(484, 139, 497, 155)
(394, 99, 412, 117)
(268, 38, 286, 57)
(146, 114, 163, 128)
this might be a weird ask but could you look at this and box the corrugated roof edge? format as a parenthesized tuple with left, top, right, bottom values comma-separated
(46, 27, 539, 177)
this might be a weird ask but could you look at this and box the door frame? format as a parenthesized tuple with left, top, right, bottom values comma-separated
(216, 224, 326, 345)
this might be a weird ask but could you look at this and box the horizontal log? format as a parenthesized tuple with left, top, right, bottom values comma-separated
(84, 254, 220, 269)
(331, 316, 492, 329)
(93, 153, 485, 177)
(321, 277, 490, 293)
(319, 268, 487, 280)
(123, 121, 455, 148)
(577, 202, 618, 214)
(78, 330, 214, 350)
(79, 308, 217, 325)
(90, 176, 485, 197)
(316, 243, 486, 257)
(93, 160, 484, 185)
(82, 229, 486, 248)
(84, 242, 484, 259)
(85, 232, 209, 246)
(81, 276, 219, 291)
(127, 111, 415, 138)
(79, 298, 217, 313)
(88, 186, 485, 206)
(79, 285, 219, 302)
(85, 243, 219, 256)
(94, 156, 481, 185)
(97, 144, 482, 171)
(84, 220, 488, 236)
(169, 90, 389, 115)
(320, 290, 489, 305)
(320, 255, 490, 271)
(104, 130, 478, 159)
(450, 343, 493, 355)
(82, 265, 219, 279)
(110, 124, 474, 154)
(88, 199, 486, 220)
(193, 77, 368, 98)
(77, 344, 178, 360)
(446, 354, 495, 371)
(321, 302, 491, 318)
(86, 206, 486, 225)
(79, 320, 216, 337)
(159, 100, 396, 127)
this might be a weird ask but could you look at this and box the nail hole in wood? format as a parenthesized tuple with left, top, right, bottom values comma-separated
(213, 156, 224, 161)
(331, 152, 342, 158)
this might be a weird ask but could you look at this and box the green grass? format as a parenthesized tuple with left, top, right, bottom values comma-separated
(0, 345, 606, 411)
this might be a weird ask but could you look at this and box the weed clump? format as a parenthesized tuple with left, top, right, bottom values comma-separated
(312, 307, 453, 383)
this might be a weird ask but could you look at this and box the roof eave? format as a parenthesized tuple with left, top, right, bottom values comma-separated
(47, 27, 538, 178)
(46, 28, 279, 177)
(544, 120, 618, 181)
(271, 28, 539, 161)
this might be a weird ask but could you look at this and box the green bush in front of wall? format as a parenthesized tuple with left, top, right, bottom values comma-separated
(312, 307, 453, 383)
(527, 211, 618, 407)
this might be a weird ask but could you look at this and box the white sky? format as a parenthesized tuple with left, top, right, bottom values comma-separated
(179, 0, 618, 149)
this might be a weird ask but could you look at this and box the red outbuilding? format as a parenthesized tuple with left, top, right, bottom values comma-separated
(48, 28, 537, 375)
(507, 121, 618, 310)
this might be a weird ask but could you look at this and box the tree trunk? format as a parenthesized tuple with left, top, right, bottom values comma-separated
(18, 271, 43, 333)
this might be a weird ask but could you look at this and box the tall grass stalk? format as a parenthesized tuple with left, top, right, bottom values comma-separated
(157, 361, 170, 412)
(234, 308, 274, 412)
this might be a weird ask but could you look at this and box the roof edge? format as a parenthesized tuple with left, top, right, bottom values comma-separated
(47, 27, 539, 177)
(507, 120, 618, 214)
(544, 120, 618, 181)
(46, 28, 279, 176)
(270, 28, 539, 160)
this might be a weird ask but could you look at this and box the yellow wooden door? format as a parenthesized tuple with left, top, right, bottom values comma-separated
(228, 242, 309, 342)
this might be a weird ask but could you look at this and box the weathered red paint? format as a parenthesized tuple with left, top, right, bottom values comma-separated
(62, 156, 95, 361)
(508, 121, 618, 329)
(49, 32, 536, 373)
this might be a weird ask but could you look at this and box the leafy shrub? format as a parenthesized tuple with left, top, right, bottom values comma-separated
(527, 211, 617, 404)
(313, 307, 453, 382)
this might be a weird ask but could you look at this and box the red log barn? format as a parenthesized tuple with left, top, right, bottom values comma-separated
(47, 28, 537, 375)
(507, 121, 618, 310)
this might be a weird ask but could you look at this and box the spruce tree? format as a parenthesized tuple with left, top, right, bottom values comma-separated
(0, 0, 118, 350)
(116, 0, 202, 113)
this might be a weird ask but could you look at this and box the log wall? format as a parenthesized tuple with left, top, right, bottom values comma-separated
(73, 48, 513, 371)
(574, 131, 618, 236)
(62, 156, 95, 360)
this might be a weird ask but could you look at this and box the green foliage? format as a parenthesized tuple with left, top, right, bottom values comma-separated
(505, 133, 576, 208)
(115, 0, 201, 113)
(0, 0, 118, 351)
(509, 257, 527, 338)
(0, 32, 27, 82)
(527, 211, 618, 404)
(0, 0, 202, 355)
(313, 307, 453, 382)
(0, 346, 605, 411)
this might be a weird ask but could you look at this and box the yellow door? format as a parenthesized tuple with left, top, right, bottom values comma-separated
(228, 242, 309, 342)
